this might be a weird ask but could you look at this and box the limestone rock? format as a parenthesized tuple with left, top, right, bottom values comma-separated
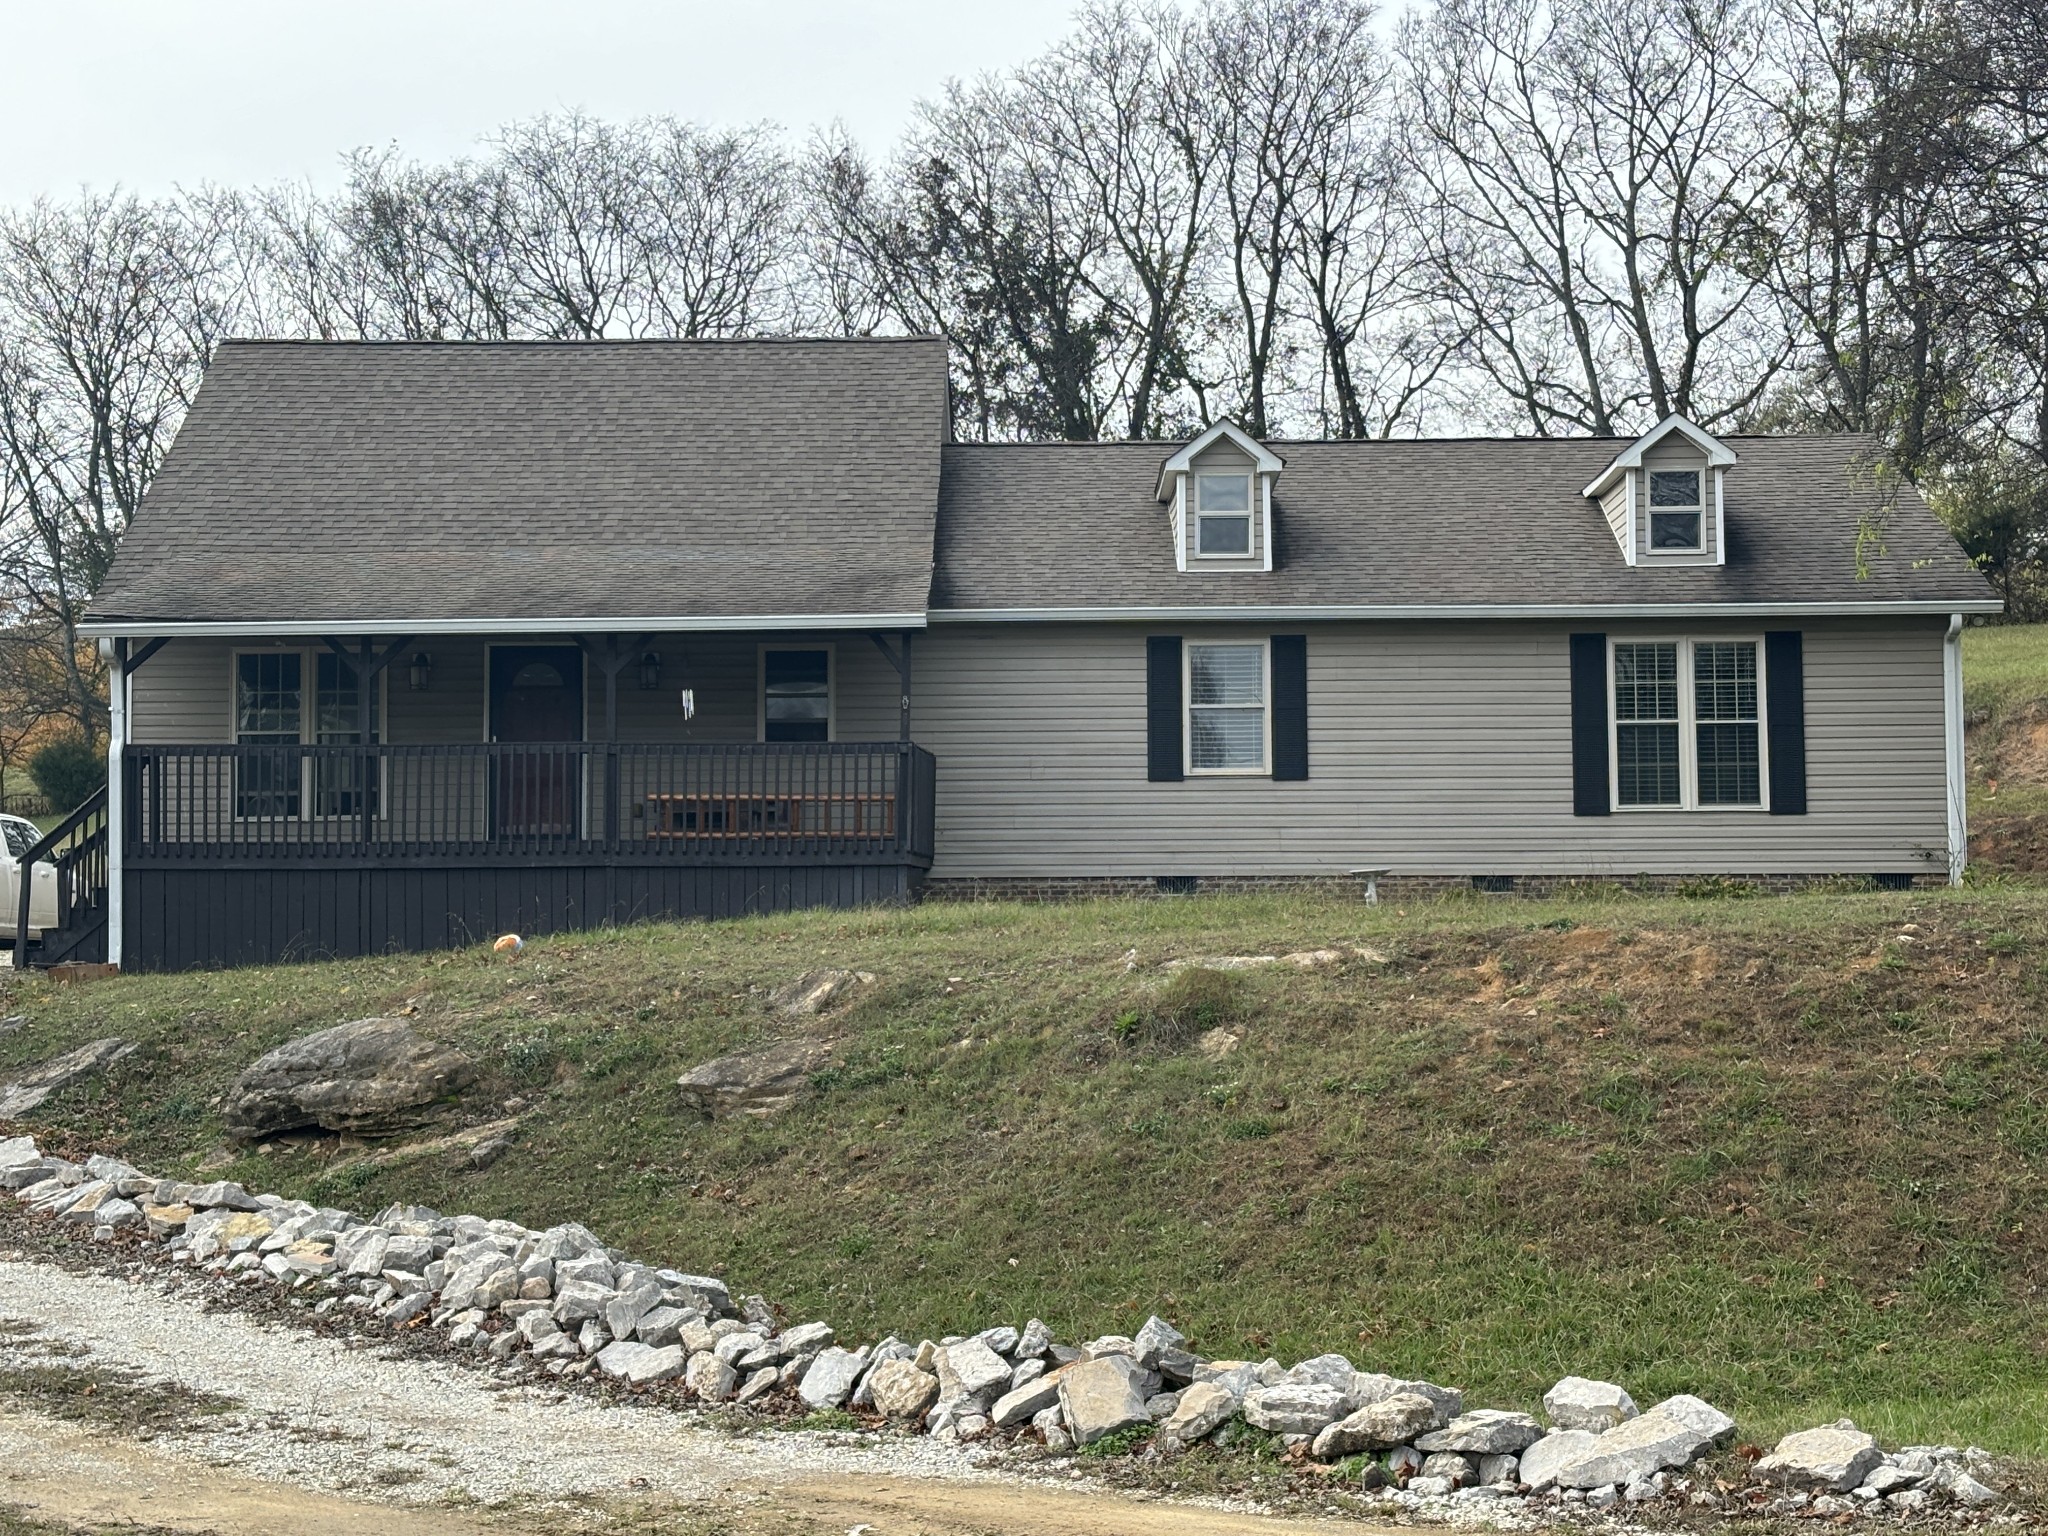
(675, 1038, 835, 1120)
(685, 1351, 737, 1402)
(991, 1368, 1068, 1428)
(1286, 1353, 1355, 1392)
(1349, 1372, 1462, 1421)
(0, 1039, 135, 1118)
(1243, 1382, 1346, 1436)
(1159, 1381, 1239, 1448)
(596, 1341, 684, 1385)
(1552, 1397, 1733, 1489)
(1479, 1453, 1520, 1486)
(1653, 1393, 1736, 1448)
(1416, 1409, 1545, 1455)
(1058, 1356, 1151, 1447)
(868, 1359, 940, 1420)
(940, 1337, 1013, 1399)
(1132, 1315, 1184, 1369)
(1312, 1391, 1442, 1458)
(797, 1347, 868, 1411)
(772, 969, 874, 1016)
(222, 1019, 475, 1139)
(1756, 1424, 1884, 1493)
(1421, 1451, 1475, 1486)
(1543, 1376, 1638, 1432)
(1519, 1430, 1601, 1490)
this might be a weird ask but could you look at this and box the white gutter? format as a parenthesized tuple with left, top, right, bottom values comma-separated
(105, 646, 125, 969)
(1944, 611, 1967, 886)
(928, 600, 2004, 623)
(81, 611, 931, 640)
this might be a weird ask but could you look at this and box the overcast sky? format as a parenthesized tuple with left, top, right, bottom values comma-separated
(0, 0, 1092, 206)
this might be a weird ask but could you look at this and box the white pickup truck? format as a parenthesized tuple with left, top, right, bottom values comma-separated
(0, 814, 58, 944)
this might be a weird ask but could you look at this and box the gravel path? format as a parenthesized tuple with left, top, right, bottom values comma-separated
(0, 1253, 995, 1511)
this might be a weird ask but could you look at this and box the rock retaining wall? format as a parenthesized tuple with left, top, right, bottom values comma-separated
(0, 1133, 2009, 1522)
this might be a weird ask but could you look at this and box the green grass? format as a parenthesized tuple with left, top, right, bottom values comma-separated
(1964, 622, 2048, 725)
(4, 887, 2048, 1455)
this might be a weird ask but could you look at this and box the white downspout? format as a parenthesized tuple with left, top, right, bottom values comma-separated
(1943, 613, 1966, 887)
(106, 642, 125, 967)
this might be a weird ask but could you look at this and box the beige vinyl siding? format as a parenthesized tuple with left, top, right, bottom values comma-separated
(124, 633, 910, 843)
(911, 618, 1949, 879)
(128, 633, 906, 746)
(1637, 444, 1716, 566)
(1599, 476, 1632, 558)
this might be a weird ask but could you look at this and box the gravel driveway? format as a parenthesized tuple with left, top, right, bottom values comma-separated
(0, 1254, 1369, 1536)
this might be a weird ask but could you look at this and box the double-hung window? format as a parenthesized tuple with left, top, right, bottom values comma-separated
(1194, 472, 1253, 557)
(1647, 469, 1704, 550)
(1186, 640, 1268, 773)
(233, 651, 383, 819)
(1611, 639, 1764, 809)
(235, 653, 304, 819)
(313, 653, 382, 816)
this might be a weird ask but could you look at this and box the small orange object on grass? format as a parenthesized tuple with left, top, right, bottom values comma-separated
(493, 934, 524, 959)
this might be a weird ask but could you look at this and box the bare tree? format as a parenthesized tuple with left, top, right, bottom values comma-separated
(0, 192, 235, 743)
(1403, 0, 1791, 435)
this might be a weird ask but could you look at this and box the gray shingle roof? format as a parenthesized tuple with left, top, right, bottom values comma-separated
(91, 339, 1996, 631)
(930, 435, 1997, 614)
(90, 338, 949, 628)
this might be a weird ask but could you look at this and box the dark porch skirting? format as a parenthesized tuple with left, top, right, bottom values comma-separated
(121, 861, 922, 972)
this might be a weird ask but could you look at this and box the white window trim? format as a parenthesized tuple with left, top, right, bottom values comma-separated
(1184, 636, 1272, 777)
(1644, 468, 1706, 554)
(1191, 471, 1256, 561)
(228, 646, 392, 822)
(1608, 635, 1770, 813)
(757, 642, 836, 744)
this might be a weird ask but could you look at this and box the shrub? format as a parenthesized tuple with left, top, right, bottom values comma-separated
(28, 735, 104, 815)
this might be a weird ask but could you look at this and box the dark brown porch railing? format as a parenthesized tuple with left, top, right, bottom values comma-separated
(123, 742, 937, 865)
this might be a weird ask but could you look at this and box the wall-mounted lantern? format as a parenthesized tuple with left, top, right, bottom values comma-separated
(637, 650, 662, 691)
(407, 651, 433, 691)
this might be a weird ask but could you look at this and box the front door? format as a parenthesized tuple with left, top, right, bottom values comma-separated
(489, 646, 584, 837)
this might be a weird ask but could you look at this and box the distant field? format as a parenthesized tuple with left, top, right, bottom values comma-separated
(3, 887, 2047, 1456)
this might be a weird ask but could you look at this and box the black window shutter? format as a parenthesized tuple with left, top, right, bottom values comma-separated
(1765, 630, 1807, 815)
(1146, 635, 1183, 782)
(1569, 632, 1610, 816)
(1271, 634, 1308, 780)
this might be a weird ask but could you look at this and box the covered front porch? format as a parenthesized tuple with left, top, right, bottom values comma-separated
(92, 627, 934, 972)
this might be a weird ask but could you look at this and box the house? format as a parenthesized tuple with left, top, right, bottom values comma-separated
(46, 337, 1994, 972)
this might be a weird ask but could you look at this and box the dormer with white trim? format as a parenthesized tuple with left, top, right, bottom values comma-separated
(1582, 414, 1738, 568)
(1156, 421, 1284, 573)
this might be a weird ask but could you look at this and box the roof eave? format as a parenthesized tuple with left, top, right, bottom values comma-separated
(81, 610, 932, 639)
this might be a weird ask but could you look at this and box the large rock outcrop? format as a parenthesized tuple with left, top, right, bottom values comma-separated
(0, 1038, 135, 1118)
(223, 1018, 475, 1140)
(675, 1037, 835, 1119)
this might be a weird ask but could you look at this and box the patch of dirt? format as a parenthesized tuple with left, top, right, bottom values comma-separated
(1971, 811, 2048, 873)
(1975, 704, 2048, 791)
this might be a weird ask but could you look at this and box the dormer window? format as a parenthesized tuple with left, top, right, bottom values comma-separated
(1648, 469, 1703, 550)
(1195, 472, 1253, 556)
(1582, 414, 1737, 568)
(1157, 422, 1285, 573)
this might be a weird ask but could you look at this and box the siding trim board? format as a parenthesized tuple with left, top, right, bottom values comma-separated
(924, 600, 2003, 623)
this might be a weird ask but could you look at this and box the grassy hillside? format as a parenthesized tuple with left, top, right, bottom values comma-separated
(3, 888, 2047, 1456)
(1966, 622, 2048, 871)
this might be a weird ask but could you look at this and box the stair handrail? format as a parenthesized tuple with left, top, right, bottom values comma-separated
(15, 784, 108, 965)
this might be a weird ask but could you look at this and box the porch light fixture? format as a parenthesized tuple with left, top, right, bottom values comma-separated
(407, 651, 432, 691)
(637, 650, 662, 690)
